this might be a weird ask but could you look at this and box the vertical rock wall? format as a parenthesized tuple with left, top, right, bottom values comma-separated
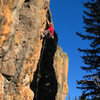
(0, 0, 69, 100)
(0, 0, 50, 99)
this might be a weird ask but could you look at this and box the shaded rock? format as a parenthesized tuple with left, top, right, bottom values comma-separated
(30, 31, 58, 100)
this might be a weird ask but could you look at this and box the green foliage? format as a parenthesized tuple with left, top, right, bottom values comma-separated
(76, 0, 100, 99)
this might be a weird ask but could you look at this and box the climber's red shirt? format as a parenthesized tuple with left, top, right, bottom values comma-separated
(48, 25, 54, 37)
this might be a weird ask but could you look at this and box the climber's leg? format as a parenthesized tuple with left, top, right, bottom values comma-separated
(45, 30, 50, 35)
(45, 30, 50, 38)
(40, 29, 45, 39)
(41, 30, 50, 39)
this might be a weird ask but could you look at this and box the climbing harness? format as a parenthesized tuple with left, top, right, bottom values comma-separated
(35, 39, 46, 100)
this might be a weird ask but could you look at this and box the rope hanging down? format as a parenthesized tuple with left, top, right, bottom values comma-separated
(35, 39, 46, 100)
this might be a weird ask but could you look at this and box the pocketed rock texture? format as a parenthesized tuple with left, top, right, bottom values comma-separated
(0, 0, 68, 100)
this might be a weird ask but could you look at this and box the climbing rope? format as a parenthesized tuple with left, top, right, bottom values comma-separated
(35, 39, 46, 100)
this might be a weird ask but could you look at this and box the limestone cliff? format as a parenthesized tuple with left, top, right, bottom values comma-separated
(54, 46, 68, 100)
(0, 0, 68, 100)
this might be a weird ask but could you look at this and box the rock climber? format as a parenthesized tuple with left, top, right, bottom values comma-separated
(41, 18, 54, 39)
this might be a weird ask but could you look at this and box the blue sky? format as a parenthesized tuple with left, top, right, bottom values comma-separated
(50, 0, 90, 100)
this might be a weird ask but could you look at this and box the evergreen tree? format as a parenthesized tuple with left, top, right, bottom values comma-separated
(79, 92, 88, 100)
(76, 0, 100, 99)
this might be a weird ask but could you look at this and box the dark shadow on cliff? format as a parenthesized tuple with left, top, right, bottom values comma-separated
(24, 0, 30, 3)
(30, 31, 58, 100)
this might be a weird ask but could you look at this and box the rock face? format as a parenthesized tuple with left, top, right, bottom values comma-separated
(0, 0, 68, 100)
(54, 46, 69, 100)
